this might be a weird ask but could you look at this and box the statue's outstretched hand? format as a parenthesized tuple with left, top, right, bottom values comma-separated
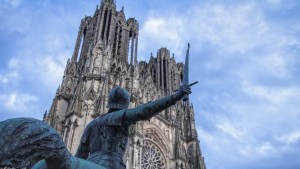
(174, 81, 198, 100)
(174, 81, 197, 100)
(178, 84, 192, 96)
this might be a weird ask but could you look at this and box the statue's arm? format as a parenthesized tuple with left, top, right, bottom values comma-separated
(124, 85, 191, 124)
(75, 120, 97, 159)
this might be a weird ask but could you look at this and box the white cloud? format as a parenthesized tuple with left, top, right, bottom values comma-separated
(0, 92, 38, 113)
(277, 131, 300, 144)
(8, 58, 20, 69)
(5, 55, 67, 91)
(259, 54, 288, 78)
(38, 56, 67, 88)
(0, 71, 18, 84)
(0, 0, 22, 13)
(266, 0, 282, 6)
(140, 14, 185, 60)
(0, 61, 21, 85)
(257, 142, 275, 156)
(0, 76, 8, 84)
(217, 121, 246, 140)
(189, 3, 269, 54)
(9, 0, 22, 7)
(142, 16, 184, 45)
(242, 83, 300, 104)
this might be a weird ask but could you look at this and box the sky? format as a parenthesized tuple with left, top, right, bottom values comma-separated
(0, 0, 300, 169)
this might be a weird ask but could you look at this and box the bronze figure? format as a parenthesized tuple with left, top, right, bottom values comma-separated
(75, 84, 192, 168)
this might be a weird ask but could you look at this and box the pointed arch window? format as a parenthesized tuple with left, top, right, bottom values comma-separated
(77, 27, 87, 62)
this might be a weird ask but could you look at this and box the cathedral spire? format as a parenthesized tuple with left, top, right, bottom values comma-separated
(94, 5, 99, 16)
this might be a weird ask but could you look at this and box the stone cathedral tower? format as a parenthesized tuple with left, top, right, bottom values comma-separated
(45, 1, 206, 168)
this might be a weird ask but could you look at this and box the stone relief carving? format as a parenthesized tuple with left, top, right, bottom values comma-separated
(83, 99, 94, 116)
(92, 41, 106, 74)
(66, 78, 72, 93)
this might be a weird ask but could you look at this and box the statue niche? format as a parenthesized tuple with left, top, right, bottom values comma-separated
(92, 41, 106, 74)
(83, 86, 96, 117)
(83, 99, 95, 117)
(66, 78, 72, 94)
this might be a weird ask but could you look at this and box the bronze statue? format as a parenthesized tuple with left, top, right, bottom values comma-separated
(74, 43, 196, 168)
(75, 84, 192, 168)
(0, 117, 106, 169)
(0, 84, 194, 169)
(0, 44, 196, 169)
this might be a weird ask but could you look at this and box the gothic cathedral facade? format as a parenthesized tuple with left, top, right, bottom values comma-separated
(45, 1, 206, 168)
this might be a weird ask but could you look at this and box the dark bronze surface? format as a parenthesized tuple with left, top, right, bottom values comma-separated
(75, 85, 191, 168)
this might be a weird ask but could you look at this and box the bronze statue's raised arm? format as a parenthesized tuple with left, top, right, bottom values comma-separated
(124, 84, 191, 124)
(75, 120, 96, 159)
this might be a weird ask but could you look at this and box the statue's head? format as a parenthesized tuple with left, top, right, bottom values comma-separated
(107, 87, 130, 109)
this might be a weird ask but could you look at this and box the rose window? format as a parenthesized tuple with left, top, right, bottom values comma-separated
(142, 141, 166, 169)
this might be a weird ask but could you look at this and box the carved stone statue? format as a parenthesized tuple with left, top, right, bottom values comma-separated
(92, 41, 105, 74)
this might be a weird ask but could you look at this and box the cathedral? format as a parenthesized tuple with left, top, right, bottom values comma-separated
(45, 0, 206, 168)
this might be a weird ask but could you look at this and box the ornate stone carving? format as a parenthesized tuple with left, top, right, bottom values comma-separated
(142, 140, 166, 169)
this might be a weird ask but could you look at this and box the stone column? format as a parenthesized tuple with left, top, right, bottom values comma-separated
(134, 32, 138, 64)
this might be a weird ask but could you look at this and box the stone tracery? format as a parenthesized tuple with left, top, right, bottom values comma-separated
(142, 140, 166, 169)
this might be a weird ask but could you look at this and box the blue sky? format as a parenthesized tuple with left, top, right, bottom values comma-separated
(0, 0, 300, 169)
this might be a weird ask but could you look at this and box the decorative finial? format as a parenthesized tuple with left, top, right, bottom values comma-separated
(43, 110, 48, 122)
